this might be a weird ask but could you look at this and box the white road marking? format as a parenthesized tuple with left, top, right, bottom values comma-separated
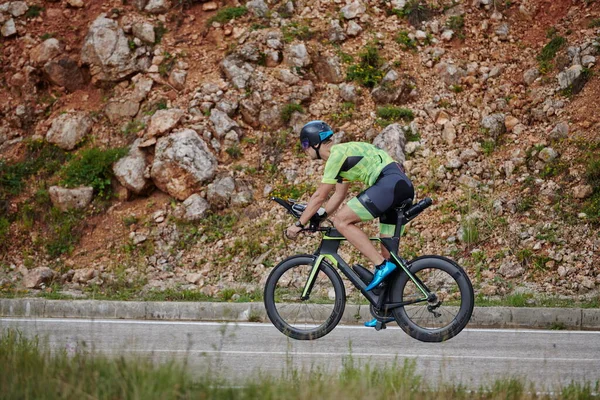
(1, 318, 600, 336)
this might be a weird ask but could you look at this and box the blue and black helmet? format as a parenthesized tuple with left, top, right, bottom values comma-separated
(300, 121, 333, 159)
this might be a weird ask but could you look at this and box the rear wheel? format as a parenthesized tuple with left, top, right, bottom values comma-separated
(264, 255, 346, 340)
(390, 256, 474, 342)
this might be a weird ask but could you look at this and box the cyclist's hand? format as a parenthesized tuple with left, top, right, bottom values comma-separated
(286, 225, 302, 239)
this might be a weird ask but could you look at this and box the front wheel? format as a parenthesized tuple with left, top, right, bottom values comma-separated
(390, 256, 474, 342)
(264, 255, 346, 340)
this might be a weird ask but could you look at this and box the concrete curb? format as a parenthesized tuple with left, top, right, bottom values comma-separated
(1, 299, 599, 330)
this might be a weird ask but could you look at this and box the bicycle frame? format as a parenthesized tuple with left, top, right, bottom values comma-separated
(302, 227, 433, 313)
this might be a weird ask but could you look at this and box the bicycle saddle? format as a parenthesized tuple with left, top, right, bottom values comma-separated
(395, 198, 414, 211)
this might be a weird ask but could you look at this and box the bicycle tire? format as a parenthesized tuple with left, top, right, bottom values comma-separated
(390, 255, 474, 342)
(264, 254, 346, 340)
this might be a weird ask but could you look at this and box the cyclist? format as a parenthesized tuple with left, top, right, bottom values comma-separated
(286, 120, 415, 327)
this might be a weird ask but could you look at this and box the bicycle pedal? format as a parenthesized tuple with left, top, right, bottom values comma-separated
(375, 321, 386, 331)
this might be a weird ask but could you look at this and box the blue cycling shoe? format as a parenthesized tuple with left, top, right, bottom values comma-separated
(364, 318, 378, 327)
(365, 260, 396, 291)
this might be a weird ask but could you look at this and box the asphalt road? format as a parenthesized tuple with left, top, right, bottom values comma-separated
(2, 318, 599, 391)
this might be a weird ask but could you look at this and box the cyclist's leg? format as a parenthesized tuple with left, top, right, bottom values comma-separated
(333, 203, 385, 266)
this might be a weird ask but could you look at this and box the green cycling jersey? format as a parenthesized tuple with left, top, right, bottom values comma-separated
(321, 142, 395, 186)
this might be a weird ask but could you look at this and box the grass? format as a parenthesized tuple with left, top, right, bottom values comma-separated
(59, 147, 127, 200)
(0, 141, 70, 201)
(537, 35, 566, 74)
(346, 44, 385, 88)
(207, 6, 247, 25)
(280, 102, 304, 123)
(476, 293, 600, 309)
(25, 5, 44, 18)
(281, 21, 314, 43)
(1, 329, 599, 399)
(375, 106, 415, 127)
(395, 30, 417, 50)
(446, 15, 465, 39)
(393, 0, 432, 27)
(584, 155, 600, 223)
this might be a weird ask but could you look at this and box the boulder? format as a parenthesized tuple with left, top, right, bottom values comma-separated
(557, 65, 587, 94)
(210, 109, 240, 139)
(174, 194, 210, 221)
(573, 185, 593, 199)
(346, 20, 362, 37)
(43, 58, 86, 92)
(480, 113, 506, 140)
(538, 147, 558, 163)
(207, 176, 235, 209)
(433, 62, 466, 86)
(221, 54, 254, 89)
(313, 52, 344, 83)
(523, 68, 539, 85)
(372, 123, 406, 164)
(145, 108, 185, 138)
(145, 0, 171, 13)
(328, 20, 346, 43)
(23, 267, 55, 289)
(371, 70, 414, 105)
(169, 69, 187, 90)
(132, 22, 155, 44)
(49, 186, 94, 211)
(341, 1, 366, 19)
(1, 19, 17, 38)
(105, 99, 140, 123)
(284, 43, 311, 68)
(81, 15, 139, 82)
(46, 112, 93, 150)
(150, 129, 217, 200)
(247, 0, 269, 17)
(30, 38, 62, 64)
(8, 2, 29, 17)
(113, 139, 152, 194)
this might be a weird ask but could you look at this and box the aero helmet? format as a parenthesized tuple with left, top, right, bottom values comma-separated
(299, 120, 333, 159)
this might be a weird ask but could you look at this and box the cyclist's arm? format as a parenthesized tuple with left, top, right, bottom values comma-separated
(325, 182, 350, 215)
(298, 183, 335, 226)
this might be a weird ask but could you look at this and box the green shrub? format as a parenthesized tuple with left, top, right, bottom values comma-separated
(154, 22, 167, 44)
(331, 102, 355, 123)
(586, 157, 600, 189)
(281, 102, 304, 123)
(395, 31, 417, 50)
(208, 6, 247, 24)
(405, 127, 421, 142)
(122, 120, 145, 136)
(375, 106, 414, 127)
(446, 15, 465, 39)
(60, 147, 127, 200)
(537, 36, 566, 73)
(346, 44, 385, 88)
(461, 218, 480, 244)
(225, 145, 243, 159)
(0, 141, 69, 201)
(398, 0, 432, 27)
(0, 217, 9, 246)
(282, 22, 314, 43)
(25, 5, 44, 18)
(45, 208, 84, 257)
(158, 52, 176, 78)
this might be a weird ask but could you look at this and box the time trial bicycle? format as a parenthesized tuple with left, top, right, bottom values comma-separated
(264, 197, 474, 342)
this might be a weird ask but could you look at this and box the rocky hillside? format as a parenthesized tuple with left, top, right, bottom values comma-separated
(0, 0, 599, 303)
